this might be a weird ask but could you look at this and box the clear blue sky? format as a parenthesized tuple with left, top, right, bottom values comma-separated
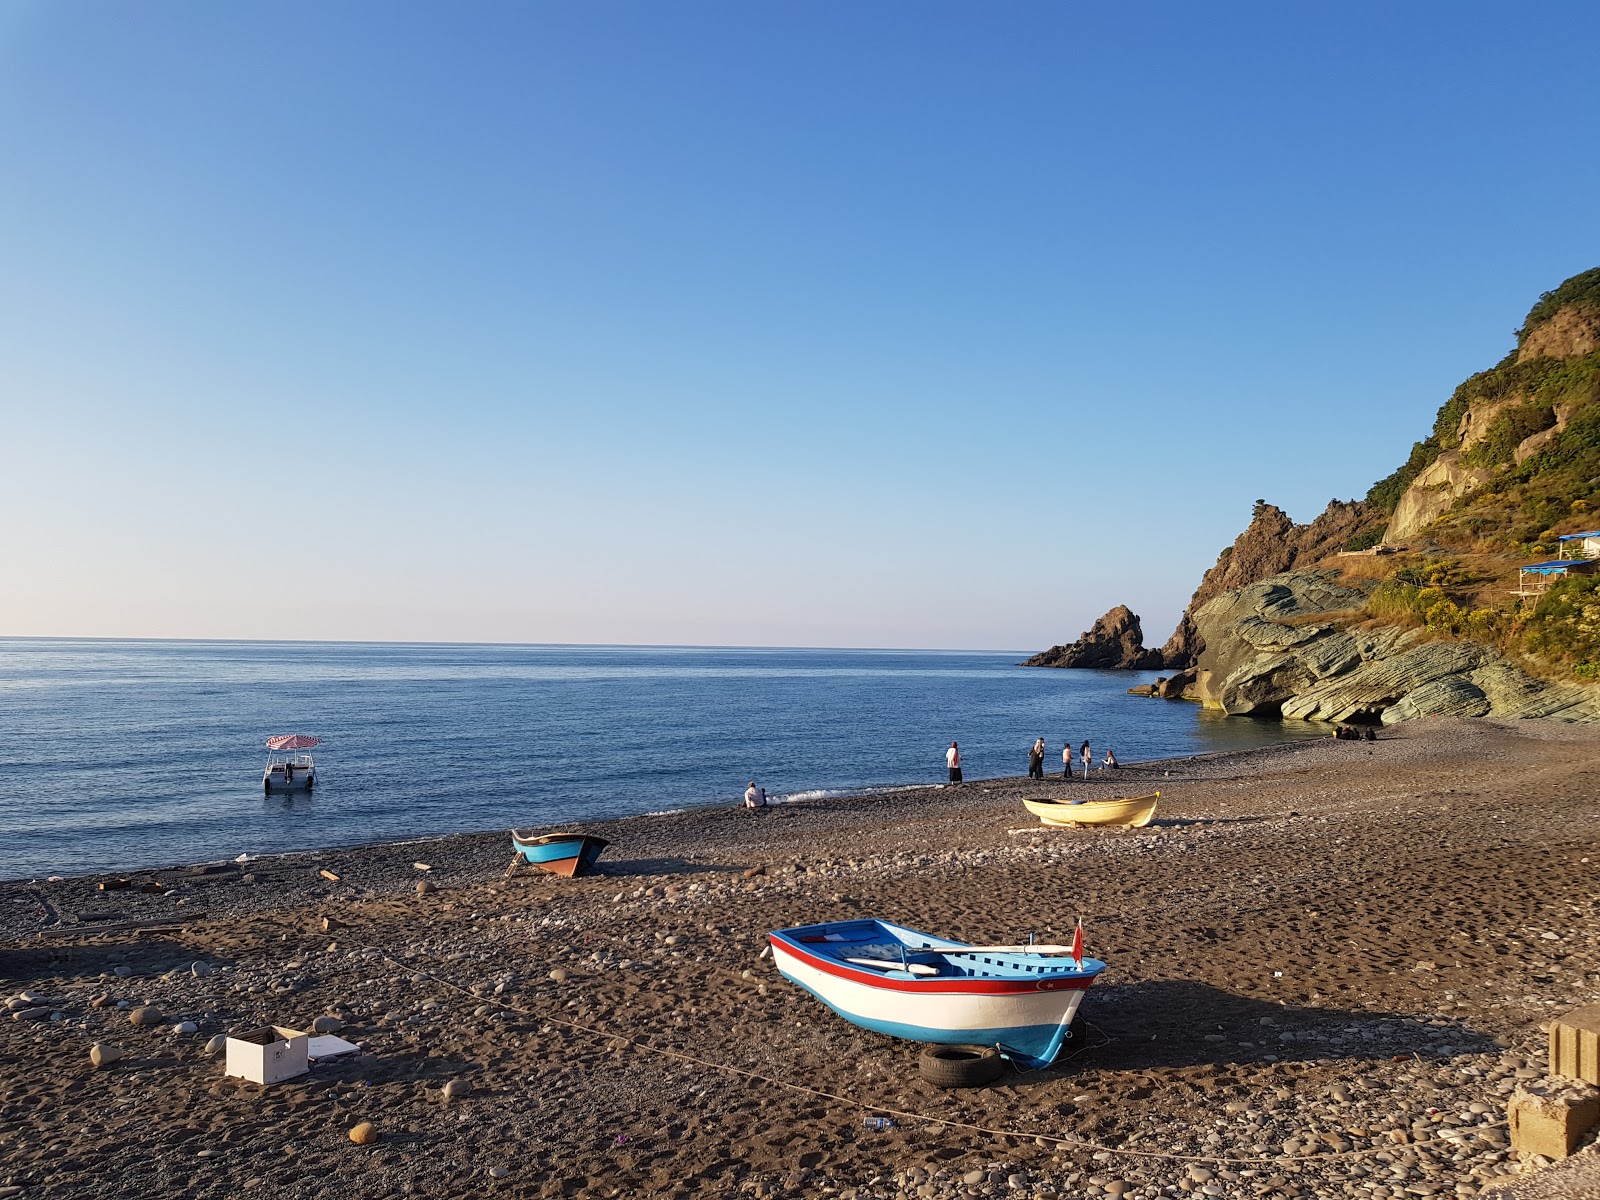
(3, 2, 1597, 649)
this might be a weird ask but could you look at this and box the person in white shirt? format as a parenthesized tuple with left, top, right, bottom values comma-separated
(1062, 741, 1073, 779)
(946, 741, 962, 784)
(743, 782, 767, 808)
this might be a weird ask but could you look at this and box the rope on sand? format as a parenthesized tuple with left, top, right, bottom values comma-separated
(386, 951, 1506, 1170)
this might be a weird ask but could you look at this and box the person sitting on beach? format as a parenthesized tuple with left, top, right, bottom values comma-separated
(743, 781, 767, 808)
(1102, 748, 1118, 770)
(1363, 726, 1377, 742)
(1062, 741, 1073, 779)
(946, 741, 962, 784)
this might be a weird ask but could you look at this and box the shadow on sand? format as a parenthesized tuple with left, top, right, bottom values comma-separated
(1010, 978, 1495, 1082)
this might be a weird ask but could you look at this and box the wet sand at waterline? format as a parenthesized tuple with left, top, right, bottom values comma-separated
(3, 718, 1598, 1199)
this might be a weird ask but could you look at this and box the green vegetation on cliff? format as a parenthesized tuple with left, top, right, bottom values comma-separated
(1516, 266, 1600, 344)
(1364, 268, 1600, 546)
(1362, 556, 1600, 681)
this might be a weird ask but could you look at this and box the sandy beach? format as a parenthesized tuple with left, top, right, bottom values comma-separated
(4, 717, 1599, 1199)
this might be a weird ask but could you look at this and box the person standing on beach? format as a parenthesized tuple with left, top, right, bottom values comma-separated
(1062, 741, 1073, 779)
(946, 741, 962, 784)
(1028, 737, 1045, 780)
(1080, 741, 1092, 777)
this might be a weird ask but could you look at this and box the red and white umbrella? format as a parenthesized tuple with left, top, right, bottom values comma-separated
(265, 735, 322, 751)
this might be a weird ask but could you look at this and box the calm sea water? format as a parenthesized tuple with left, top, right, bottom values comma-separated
(0, 639, 1324, 880)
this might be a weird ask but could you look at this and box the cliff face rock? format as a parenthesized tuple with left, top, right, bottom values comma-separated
(1192, 571, 1600, 724)
(1387, 451, 1498, 541)
(1379, 279, 1600, 543)
(1022, 605, 1164, 669)
(1517, 304, 1600, 362)
(1160, 499, 1381, 667)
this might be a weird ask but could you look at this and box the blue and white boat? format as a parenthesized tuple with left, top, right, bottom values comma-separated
(509, 831, 609, 878)
(769, 918, 1105, 1069)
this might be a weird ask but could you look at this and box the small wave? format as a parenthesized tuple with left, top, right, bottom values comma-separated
(772, 783, 927, 805)
(645, 808, 686, 817)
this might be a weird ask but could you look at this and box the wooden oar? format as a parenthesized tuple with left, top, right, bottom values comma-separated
(844, 957, 939, 976)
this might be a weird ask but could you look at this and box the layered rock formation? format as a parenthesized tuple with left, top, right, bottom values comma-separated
(1158, 499, 1382, 666)
(1192, 571, 1600, 724)
(1021, 605, 1165, 670)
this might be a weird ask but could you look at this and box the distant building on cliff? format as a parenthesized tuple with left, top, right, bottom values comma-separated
(1515, 557, 1599, 597)
(1556, 530, 1600, 559)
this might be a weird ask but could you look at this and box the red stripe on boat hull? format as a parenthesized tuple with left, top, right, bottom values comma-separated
(771, 938, 1097, 995)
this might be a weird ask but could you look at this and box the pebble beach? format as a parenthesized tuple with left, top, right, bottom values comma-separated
(3, 717, 1599, 1199)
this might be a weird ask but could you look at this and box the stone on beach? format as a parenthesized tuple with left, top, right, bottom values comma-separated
(12, 1006, 50, 1021)
(204, 1034, 227, 1056)
(416, 880, 435, 895)
(128, 1005, 164, 1026)
(348, 1121, 379, 1145)
(441, 1078, 472, 1103)
(310, 1015, 342, 1034)
(89, 1043, 124, 1069)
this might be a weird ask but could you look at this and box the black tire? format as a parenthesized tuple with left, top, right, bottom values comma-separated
(918, 1044, 1003, 1088)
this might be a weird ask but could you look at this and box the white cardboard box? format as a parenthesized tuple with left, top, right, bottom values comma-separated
(225, 1025, 310, 1085)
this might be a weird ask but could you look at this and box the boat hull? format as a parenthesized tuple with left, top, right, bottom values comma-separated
(263, 768, 314, 793)
(770, 919, 1104, 1069)
(510, 832, 609, 878)
(1023, 791, 1158, 828)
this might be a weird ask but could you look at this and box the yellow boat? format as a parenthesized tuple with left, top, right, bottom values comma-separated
(1022, 791, 1159, 828)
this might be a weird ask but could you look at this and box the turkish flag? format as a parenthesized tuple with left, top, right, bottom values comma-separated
(1071, 918, 1084, 966)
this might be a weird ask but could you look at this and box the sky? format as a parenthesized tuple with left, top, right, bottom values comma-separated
(2, 2, 1598, 650)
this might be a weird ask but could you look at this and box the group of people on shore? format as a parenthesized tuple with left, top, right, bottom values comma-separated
(944, 738, 1117, 785)
(1334, 725, 1378, 742)
(1029, 737, 1116, 780)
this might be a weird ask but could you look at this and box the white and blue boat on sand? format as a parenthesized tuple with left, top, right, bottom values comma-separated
(508, 830, 609, 878)
(769, 918, 1106, 1069)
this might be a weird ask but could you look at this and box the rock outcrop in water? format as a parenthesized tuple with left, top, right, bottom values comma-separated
(1021, 605, 1165, 670)
(1192, 571, 1600, 723)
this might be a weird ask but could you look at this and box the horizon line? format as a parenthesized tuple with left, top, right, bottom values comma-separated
(0, 633, 1038, 657)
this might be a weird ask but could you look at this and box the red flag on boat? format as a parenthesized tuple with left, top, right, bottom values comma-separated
(1070, 917, 1084, 966)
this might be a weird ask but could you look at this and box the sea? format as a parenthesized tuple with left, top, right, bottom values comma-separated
(0, 639, 1327, 881)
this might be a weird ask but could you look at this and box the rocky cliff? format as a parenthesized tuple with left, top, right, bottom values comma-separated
(1192, 571, 1600, 723)
(1370, 266, 1600, 545)
(1158, 498, 1382, 666)
(1021, 605, 1165, 669)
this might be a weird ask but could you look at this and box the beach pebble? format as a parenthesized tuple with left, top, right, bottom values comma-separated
(11, 1006, 50, 1021)
(963, 1170, 985, 1186)
(129, 1005, 164, 1026)
(191, 961, 212, 977)
(548, 968, 568, 983)
(441, 1078, 472, 1103)
(310, 1015, 342, 1034)
(89, 1042, 124, 1069)
(416, 880, 435, 895)
(89, 993, 111, 1009)
(173, 1020, 198, 1035)
(348, 1121, 379, 1145)
(204, 1034, 227, 1056)
(488, 1167, 509, 1179)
